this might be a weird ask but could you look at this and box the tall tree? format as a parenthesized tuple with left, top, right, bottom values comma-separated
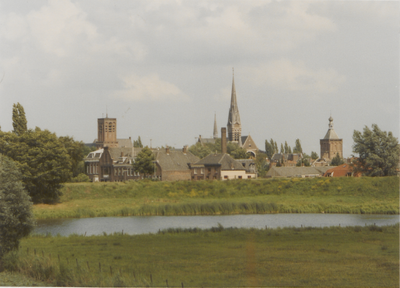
(352, 124, 399, 176)
(59, 136, 86, 178)
(288, 146, 292, 154)
(293, 139, 303, 154)
(274, 141, 278, 154)
(133, 147, 155, 178)
(255, 152, 268, 177)
(0, 128, 71, 203)
(265, 140, 274, 160)
(133, 136, 143, 148)
(331, 153, 344, 166)
(0, 155, 35, 262)
(311, 151, 319, 160)
(12, 103, 27, 136)
(284, 141, 289, 153)
(280, 143, 284, 153)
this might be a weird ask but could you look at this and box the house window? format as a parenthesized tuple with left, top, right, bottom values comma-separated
(248, 176, 251, 179)
(194, 168, 197, 174)
(224, 175, 228, 179)
(87, 165, 89, 174)
(208, 168, 211, 172)
(201, 168, 204, 174)
(238, 176, 242, 179)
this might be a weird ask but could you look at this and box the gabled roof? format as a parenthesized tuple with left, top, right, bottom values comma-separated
(154, 149, 200, 171)
(266, 166, 327, 177)
(323, 164, 354, 177)
(195, 153, 245, 170)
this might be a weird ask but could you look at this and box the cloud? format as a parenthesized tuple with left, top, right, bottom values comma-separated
(113, 73, 189, 102)
(244, 59, 345, 93)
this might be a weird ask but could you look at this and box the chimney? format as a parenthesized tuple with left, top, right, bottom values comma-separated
(166, 146, 170, 155)
(221, 127, 227, 154)
(183, 145, 188, 154)
(121, 152, 124, 157)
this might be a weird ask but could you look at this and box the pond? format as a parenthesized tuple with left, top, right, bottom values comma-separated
(34, 214, 399, 236)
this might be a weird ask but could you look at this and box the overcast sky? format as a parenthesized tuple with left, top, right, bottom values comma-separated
(0, 0, 398, 157)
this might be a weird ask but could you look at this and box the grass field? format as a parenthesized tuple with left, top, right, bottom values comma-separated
(4, 224, 399, 287)
(32, 177, 399, 219)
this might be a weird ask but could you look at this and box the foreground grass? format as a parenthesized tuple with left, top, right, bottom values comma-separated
(33, 177, 399, 219)
(4, 224, 399, 287)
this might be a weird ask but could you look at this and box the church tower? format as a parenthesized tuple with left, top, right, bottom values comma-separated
(96, 114, 118, 149)
(213, 113, 218, 139)
(227, 69, 242, 144)
(320, 116, 343, 161)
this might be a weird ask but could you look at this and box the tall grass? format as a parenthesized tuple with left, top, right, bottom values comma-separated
(4, 224, 399, 287)
(33, 177, 399, 219)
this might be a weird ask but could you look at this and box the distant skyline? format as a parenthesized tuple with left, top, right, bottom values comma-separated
(0, 1, 398, 158)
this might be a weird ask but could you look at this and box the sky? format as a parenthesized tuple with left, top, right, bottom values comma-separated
(0, 0, 398, 158)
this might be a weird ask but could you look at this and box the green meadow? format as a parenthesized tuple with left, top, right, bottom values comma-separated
(33, 177, 399, 219)
(3, 224, 399, 287)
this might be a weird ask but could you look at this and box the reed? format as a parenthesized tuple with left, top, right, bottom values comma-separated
(33, 177, 399, 219)
(3, 224, 399, 287)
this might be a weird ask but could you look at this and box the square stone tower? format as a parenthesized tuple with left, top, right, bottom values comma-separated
(96, 116, 118, 149)
(320, 116, 343, 161)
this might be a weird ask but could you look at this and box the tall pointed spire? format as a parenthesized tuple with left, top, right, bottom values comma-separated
(227, 68, 242, 143)
(213, 113, 218, 139)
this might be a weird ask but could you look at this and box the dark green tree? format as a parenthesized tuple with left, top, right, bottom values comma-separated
(255, 152, 268, 177)
(133, 146, 155, 178)
(189, 142, 212, 159)
(331, 153, 344, 166)
(284, 141, 289, 153)
(274, 141, 278, 154)
(59, 136, 86, 178)
(311, 151, 319, 160)
(352, 124, 399, 176)
(265, 140, 274, 160)
(280, 143, 284, 153)
(293, 139, 303, 154)
(0, 128, 72, 203)
(230, 147, 250, 159)
(0, 155, 35, 262)
(288, 146, 292, 154)
(12, 103, 27, 136)
(133, 136, 143, 148)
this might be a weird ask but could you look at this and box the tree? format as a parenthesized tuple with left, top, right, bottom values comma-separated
(311, 151, 319, 160)
(265, 140, 274, 160)
(0, 128, 72, 203)
(0, 155, 34, 262)
(352, 124, 399, 176)
(133, 136, 143, 148)
(293, 139, 302, 154)
(230, 147, 249, 159)
(189, 142, 212, 159)
(280, 143, 284, 153)
(59, 136, 86, 178)
(331, 153, 344, 166)
(288, 146, 292, 154)
(255, 152, 268, 177)
(284, 141, 289, 153)
(12, 103, 27, 136)
(133, 146, 155, 178)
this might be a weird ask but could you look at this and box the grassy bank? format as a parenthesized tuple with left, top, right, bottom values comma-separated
(4, 224, 399, 287)
(33, 176, 399, 219)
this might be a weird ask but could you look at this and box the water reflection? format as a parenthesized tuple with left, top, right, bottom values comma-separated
(34, 214, 399, 237)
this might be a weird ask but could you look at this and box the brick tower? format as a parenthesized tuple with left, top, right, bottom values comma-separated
(96, 115, 118, 149)
(320, 116, 343, 161)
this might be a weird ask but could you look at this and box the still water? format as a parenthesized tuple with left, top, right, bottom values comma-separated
(34, 214, 399, 236)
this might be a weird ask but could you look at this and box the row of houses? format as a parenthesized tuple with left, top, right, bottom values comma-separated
(85, 119, 257, 182)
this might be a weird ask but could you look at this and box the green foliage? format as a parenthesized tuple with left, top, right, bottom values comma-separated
(230, 147, 250, 159)
(0, 155, 35, 259)
(255, 152, 268, 177)
(265, 139, 274, 160)
(352, 124, 399, 176)
(133, 136, 143, 148)
(280, 143, 284, 153)
(59, 136, 86, 178)
(5, 224, 399, 287)
(70, 173, 91, 183)
(293, 139, 303, 153)
(132, 147, 154, 177)
(0, 129, 72, 203)
(189, 142, 212, 159)
(331, 153, 344, 166)
(12, 103, 27, 136)
(284, 141, 289, 153)
(311, 151, 319, 160)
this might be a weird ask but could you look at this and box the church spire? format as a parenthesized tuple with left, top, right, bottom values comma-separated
(227, 68, 242, 143)
(213, 113, 218, 139)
